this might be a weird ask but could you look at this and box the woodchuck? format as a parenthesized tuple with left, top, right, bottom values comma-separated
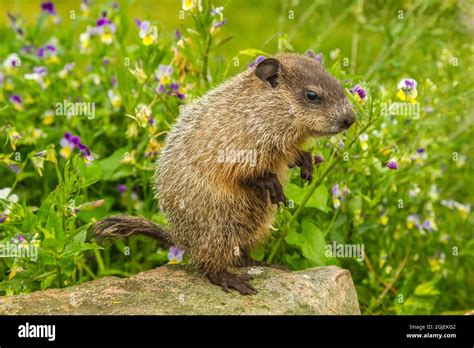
(93, 52, 356, 295)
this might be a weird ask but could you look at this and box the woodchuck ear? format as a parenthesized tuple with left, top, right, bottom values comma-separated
(255, 58, 280, 88)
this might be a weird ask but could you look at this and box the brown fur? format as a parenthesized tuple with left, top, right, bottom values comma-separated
(94, 53, 355, 276)
(154, 53, 355, 274)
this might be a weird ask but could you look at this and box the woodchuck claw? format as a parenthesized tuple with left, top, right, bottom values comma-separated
(242, 172, 287, 206)
(206, 271, 258, 295)
(293, 150, 313, 184)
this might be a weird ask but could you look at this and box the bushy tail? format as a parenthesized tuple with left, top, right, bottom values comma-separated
(92, 215, 172, 247)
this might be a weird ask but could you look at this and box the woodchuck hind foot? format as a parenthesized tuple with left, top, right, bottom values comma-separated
(206, 271, 258, 295)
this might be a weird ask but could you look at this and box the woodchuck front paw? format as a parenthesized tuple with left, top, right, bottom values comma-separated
(242, 172, 286, 206)
(206, 271, 258, 295)
(293, 150, 313, 184)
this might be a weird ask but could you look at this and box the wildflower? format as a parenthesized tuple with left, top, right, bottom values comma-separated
(169, 82, 186, 100)
(3, 53, 21, 70)
(175, 29, 182, 40)
(129, 63, 148, 84)
(182, 0, 202, 12)
(423, 220, 433, 232)
(386, 158, 398, 170)
(358, 133, 369, 150)
(78, 143, 94, 165)
(155, 64, 173, 92)
(350, 84, 367, 101)
(108, 90, 122, 108)
(396, 78, 418, 104)
(80, 0, 90, 16)
(211, 19, 228, 35)
(59, 132, 93, 164)
(41, 1, 56, 15)
(10, 95, 23, 111)
(380, 215, 389, 226)
(167, 246, 184, 264)
(58, 63, 75, 79)
(9, 263, 25, 280)
(79, 31, 91, 52)
(331, 184, 349, 209)
(134, 19, 158, 46)
(42, 110, 55, 125)
(145, 137, 160, 158)
(0, 187, 19, 222)
(135, 104, 152, 127)
(248, 55, 266, 68)
(37, 44, 59, 64)
(117, 184, 127, 194)
(329, 48, 340, 60)
(96, 14, 116, 45)
(409, 185, 420, 198)
(314, 154, 324, 165)
(24, 67, 48, 89)
(406, 214, 423, 231)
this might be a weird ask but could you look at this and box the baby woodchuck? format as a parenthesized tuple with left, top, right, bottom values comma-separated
(93, 52, 356, 295)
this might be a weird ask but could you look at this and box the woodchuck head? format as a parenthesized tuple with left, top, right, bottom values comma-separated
(252, 53, 356, 138)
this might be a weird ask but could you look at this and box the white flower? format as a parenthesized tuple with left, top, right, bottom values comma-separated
(0, 187, 19, 215)
(3, 53, 21, 70)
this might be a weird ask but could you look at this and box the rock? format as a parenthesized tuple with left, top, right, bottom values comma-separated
(0, 265, 360, 315)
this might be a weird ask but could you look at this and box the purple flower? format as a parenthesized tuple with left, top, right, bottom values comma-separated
(37, 44, 56, 58)
(404, 79, 415, 89)
(41, 1, 56, 15)
(386, 159, 398, 170)
(175, 29, 182, 40)
(8, 164, 20, 174)
(60, 132, 81, 149)
(416, 148, 425, 154)
(332, 184, 340, 197)
(249, 55, 266, 68)
(134, 18, 150, 32)
(350, 85, 367, 100)
(110, 76, 117, 87)
(212, 19, 228, 29)
(117, 184, 127, 194)
(167, 246, 184, 263)
(10, 95, 22, 105)
(314, 155, 324, 165)
(423, 220, 433, 232)
(0, 212, 6, 223)
(96, 16, 111, 27)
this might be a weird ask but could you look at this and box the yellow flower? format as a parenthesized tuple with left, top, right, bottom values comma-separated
(42, 111, 55, 126)
(380, 215, 389, 226)
(60, 146, 72, 159)
(143, 34, 154, 46)
(101, 32, 113, 45)
(45, 55, 60, 65)
(182, 0, 202, 11)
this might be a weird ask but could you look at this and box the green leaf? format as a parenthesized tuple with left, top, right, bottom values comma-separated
(285, 219, 326, 265)
(414, 280, 440, 296)
(284, 183, 305, 206)
(306, 184, 329, 212)
(78, 160, 103, 188)
(98, 146, 131, 181)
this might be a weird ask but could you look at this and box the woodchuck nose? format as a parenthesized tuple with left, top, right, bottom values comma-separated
(93, 52, 356, 295)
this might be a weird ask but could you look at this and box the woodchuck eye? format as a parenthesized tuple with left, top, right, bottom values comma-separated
(305, 90, 320, 103)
